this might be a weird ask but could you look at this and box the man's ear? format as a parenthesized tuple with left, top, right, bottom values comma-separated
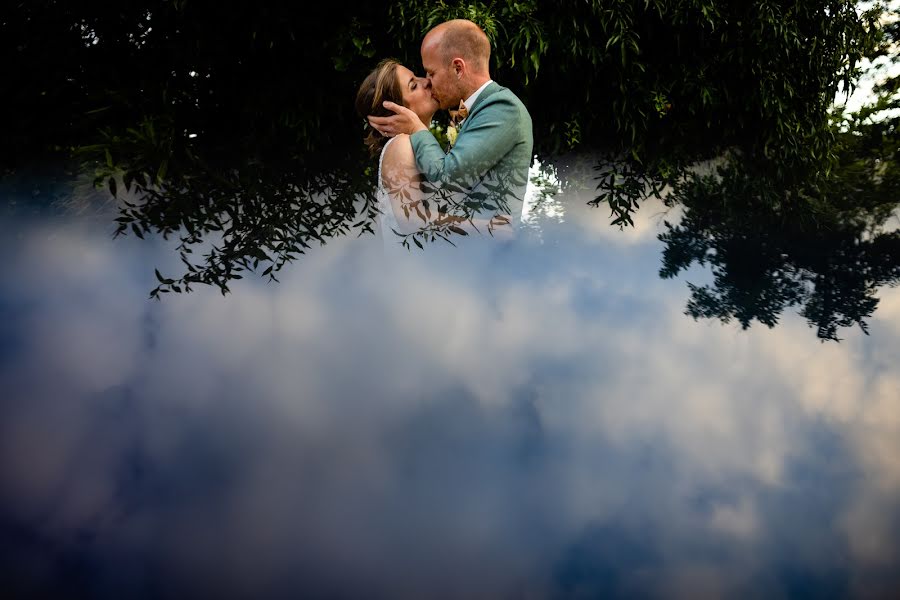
(452, 58, 465, 78)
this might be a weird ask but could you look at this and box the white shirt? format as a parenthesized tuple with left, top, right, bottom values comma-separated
(463, 79, 493, 111)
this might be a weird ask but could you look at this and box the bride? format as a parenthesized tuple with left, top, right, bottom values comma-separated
(354, 59, 509, 246)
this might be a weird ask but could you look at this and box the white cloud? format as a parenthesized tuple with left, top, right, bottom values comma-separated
(1, 198, 898, 596)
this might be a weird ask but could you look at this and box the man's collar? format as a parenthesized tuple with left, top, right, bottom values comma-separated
(463, 80, 493, 111)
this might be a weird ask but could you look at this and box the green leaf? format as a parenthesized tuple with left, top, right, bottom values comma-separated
(156, 160, 168, 183)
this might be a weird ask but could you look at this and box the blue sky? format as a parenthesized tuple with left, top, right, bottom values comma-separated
(1, 178, 899, 597)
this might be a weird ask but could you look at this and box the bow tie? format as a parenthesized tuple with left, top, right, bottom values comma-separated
(450, 100, 469, 125)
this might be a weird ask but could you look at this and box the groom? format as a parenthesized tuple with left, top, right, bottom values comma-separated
(368, 19, 533, 225)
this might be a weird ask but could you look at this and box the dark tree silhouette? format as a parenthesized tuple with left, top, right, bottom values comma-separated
(1, 1, 893, 301)
(659, 161, 900, 341)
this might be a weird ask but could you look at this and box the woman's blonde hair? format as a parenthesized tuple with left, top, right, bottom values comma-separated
(355, 58, 405, 157)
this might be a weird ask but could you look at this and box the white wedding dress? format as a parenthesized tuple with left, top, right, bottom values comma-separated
(375, 136, 404, 251)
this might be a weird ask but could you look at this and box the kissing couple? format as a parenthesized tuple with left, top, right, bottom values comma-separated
(355, 19, 533, 245)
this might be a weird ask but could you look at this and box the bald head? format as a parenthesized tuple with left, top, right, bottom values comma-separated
(422, 19, 491, 75)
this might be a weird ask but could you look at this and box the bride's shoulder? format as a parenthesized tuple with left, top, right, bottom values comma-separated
(383, 134, 414, 164)
(380, 135, 419, 191)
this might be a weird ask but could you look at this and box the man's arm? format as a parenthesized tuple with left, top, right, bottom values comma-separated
(380, 135, 512, 238)
(410, 95, 521, 190)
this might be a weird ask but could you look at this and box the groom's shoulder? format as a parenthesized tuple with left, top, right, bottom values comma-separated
(482, 82, 519, 101)
(480, 83, 528, 111)
(478, 84, 531, 123)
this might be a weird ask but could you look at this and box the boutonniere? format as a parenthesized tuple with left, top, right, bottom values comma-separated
(446, 101, 469, 150)
(446, 124, 459, 148)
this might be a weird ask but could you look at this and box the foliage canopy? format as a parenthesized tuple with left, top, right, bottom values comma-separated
(2, 1, 894, 301)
